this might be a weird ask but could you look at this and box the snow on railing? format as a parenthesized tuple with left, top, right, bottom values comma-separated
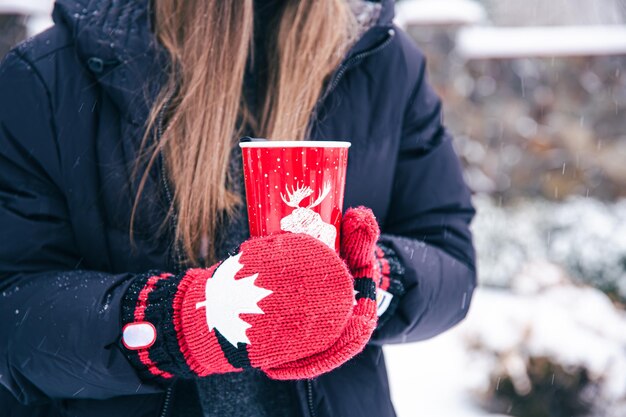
(395, 0, 487, 28)
(457, 25, 626, 59)
(0, 0, 52, 15)
(1, 0, 54, 36)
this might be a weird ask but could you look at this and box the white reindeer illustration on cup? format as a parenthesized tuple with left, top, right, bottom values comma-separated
(280, 182, 336, 249)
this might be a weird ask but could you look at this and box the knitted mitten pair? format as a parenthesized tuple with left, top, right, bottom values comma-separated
(121, 207, 381, 381)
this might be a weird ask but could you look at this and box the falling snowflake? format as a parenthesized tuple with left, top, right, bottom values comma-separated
(196, 253, 273, 347)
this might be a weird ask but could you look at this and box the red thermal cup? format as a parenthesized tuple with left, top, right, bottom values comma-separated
(239, 140, 351, 253)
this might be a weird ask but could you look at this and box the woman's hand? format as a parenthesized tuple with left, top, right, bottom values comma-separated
(121, 207, 381, 381)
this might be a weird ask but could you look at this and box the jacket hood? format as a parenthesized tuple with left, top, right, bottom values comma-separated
(52, 0, 395, 125)
(54, 0, 395, 62)
(53, 0, 166, 126)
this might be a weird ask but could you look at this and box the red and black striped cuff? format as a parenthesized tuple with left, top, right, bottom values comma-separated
(354, 277, 377, 301)
(375, 242, 405, 327)
(121, 271, 196, 383)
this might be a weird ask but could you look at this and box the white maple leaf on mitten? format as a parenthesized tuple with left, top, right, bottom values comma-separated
(196, 253, 273, 347)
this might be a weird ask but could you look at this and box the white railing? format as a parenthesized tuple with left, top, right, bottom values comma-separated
(456, 25, 626, 59)
(395, 0, 486, 28)
(0, 0, 52, 15)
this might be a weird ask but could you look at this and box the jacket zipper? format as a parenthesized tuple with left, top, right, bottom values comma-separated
(156, 93, 185, 271)
(159, 386, 174, 417)
(326, 28, 396, 97)
(156, 94, 180, 417)
(305, 28, 395, 417)
(306, 380, 318, 417)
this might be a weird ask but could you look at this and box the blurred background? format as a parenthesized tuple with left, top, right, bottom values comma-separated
(390, 1, 626, 416)
(1, 1, 625, 416)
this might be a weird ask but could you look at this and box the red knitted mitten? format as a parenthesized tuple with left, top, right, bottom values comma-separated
(264, 206, 381, 379)
(121, 233, 356, 381)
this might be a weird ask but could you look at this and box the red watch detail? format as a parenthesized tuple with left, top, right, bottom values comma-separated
(131, 274, 175, 379)
(122, 321, 157, 350)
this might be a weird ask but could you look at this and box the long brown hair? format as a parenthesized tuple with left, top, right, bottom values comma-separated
(132, 0, 356, 265)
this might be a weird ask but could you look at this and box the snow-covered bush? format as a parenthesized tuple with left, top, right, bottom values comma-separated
(482, 356, 598, 417)
(472, 196, 626, 302)
(460, 285, 626, 417)
(546, 198, 626, 302)
(384, 262, 626, 417)
(471, 195, 547, 288)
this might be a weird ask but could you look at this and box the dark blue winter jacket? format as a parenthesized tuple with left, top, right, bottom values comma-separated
(0, 0, 476, 416)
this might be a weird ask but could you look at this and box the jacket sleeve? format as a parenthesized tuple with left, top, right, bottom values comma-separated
(0, 51, 164, 404)
(370, 42, 477, 344)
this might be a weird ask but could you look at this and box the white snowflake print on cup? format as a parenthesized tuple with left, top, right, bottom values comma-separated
(280, 182, 337, 249)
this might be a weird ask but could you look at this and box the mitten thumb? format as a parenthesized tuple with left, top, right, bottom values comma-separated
(340, 206, 380, 271)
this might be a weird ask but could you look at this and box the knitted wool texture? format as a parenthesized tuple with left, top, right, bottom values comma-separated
(175, 232, 355, 377)
(264, 207, 381, 379)
(122, 208, 382, 381)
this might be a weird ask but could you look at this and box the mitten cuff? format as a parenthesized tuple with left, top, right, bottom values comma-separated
(374, 242, 406, 327)
(121, 271, 195, 383)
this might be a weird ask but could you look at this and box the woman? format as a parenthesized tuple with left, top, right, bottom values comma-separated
(0, 0, 476, 416)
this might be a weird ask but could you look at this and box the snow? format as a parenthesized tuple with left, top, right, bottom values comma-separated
(27, 15, 54, 37)
(394, 0, 486, 28)
(384, 329, 495, 417)
(479, 0, 626, 26)
(456, 26, 626, 59)
(385, 283, 626, 416)
(11, 0, 54, 36)
(471, 196, 626, 299)
(386, 195, 626, 415)
(0, 0, 52, 15)
(470, 196, 548, 288)
(547, 198, 626, 299)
